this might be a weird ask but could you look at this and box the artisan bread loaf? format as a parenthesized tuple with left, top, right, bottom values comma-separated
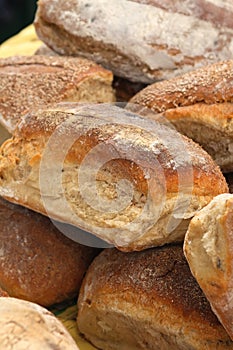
(184, 193, 233, 341)
(0, 103, 228, 251)
(77, 245, 233, 350)
(130, 60, 233, 172)
(34, 0, 233, 84)
(0, 55, 115, 133)
(0, 197, 98, 306)
(0, 297, 79, 349)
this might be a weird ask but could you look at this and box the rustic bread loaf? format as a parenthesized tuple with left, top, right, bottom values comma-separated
(34, 0, 233, 84)
(184, 193, 233, 341)
(0, 55, 115, 133)
(0, 103, 228, 251)
(130, 60, 233, 172)
(0, 297, 79, 349)
(77, 245, 233, 350)
(0, 197, 98, 306)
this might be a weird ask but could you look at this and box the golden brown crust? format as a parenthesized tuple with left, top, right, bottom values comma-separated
(0, 103, 228, 251)
(0, 55, 115, 133)
(77, 245, 233, 349)
(130, 60, 233, 172)
(130, 60, 233, 111)
(184, 193, 233, 341)
(0, 197, 98, 306)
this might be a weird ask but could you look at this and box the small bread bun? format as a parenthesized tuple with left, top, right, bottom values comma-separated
(0, 197, 98, 306)
(0, 297, 79, 349)
(0, 55, 115, 133)
(130, 60, 233, 172)
(77, 245, 233, 349)
(0, 103, 228, 251)
(184, 193, 233, 341)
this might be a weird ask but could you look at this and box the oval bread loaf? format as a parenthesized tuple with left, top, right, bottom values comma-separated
(0, 103, 228, 251)
(34, 0, 233, 83)
(130, 60, 233, 172)
(77, 245, 233, 350)
(0, 55, 115, 133)
(0, 197, 98, 306)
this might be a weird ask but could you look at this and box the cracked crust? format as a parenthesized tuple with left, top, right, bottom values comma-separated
(0, 297, 79, 349)
(77, 245, 233, 349)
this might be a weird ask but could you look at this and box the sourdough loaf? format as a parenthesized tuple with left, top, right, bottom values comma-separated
(0, 55, 115, 133)
(0, 197, 98, 306)
(0, 103, 228, 251)
(34, 0, 233, 83)
(77, 245, 233, 350)
(130, 60, 233, 172)
(184, 193, 233, 341)
(0, 297, 79, 349)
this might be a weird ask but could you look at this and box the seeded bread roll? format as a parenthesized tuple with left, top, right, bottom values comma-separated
(130, 60, 233, 172)
(184, 193, 233, 341)
(0, 297, 79, 350)
(0, 55, 115, 133)
(0, 197, 98, 307)
(77, 245, 233, 350)
(0, 103, 228, 251)
(34, 0, 233, 84)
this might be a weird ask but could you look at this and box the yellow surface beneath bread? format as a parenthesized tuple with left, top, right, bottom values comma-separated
(0, 25, 96, 350)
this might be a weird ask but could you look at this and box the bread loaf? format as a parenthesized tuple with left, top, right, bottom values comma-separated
(184, 193, 233, 341)
(77, 245, 233, 349)
(0, 197, 98, 306)
(0, 103, 228, 251)
(0, 297, 79, 349)
(0, 55, 115, 133)
(34, 0, 233, 84)
(130, 60, 233, 172)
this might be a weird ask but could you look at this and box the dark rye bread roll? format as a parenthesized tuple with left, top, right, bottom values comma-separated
(130, 60, 233, 172)
(77, 245, 233, 350)
(184, 193, 233, 341)
(0, 55, 115, 133)
(34, 0, 233, 84)
(0, 197, 98, 307)
(0, 297, 79, 350)
(0, 103, 228, 251)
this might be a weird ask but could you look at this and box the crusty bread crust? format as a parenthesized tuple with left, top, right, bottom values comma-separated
(0, 55, 115, 133)
(77, 245, 233, 349)
(0, 197, 98, 306)
(0, 103, 228, 251)
(130, 60, 233, 111)
(130, 60, 233, 172)
(0, 297, 79, 349)
(184, 193, 233, 341)
(34, 0, 233, 83)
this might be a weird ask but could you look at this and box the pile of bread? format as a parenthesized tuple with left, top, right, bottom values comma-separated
(1, 0, 233, 349)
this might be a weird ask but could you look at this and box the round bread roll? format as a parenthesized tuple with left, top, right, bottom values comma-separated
(0, 197, 98, 306)
(0, 297, 79, 349)
(184, 193, 233, 341)
(130, 60, 233, 172)
(0, 103, 228, 251)
(77, 245, 233, 349)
